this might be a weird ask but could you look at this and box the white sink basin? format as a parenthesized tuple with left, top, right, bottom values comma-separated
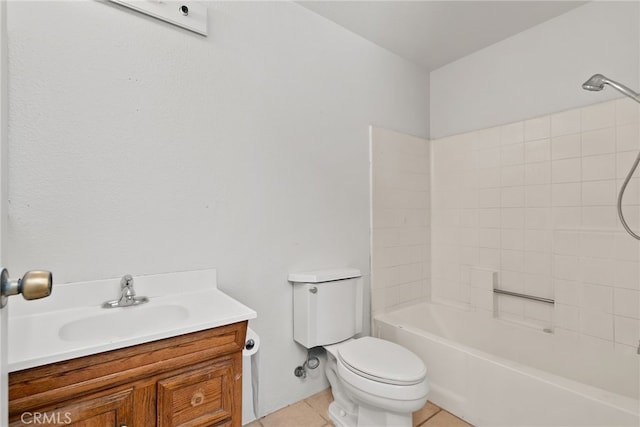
(59, 304, 189, 342)
(8, 269, 257, 372)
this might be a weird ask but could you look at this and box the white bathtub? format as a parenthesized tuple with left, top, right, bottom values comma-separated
(375, 302, 639, 427)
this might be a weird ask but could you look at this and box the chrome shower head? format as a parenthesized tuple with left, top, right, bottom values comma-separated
(582, 74, 606, 91)
(582, 74, 640, 103)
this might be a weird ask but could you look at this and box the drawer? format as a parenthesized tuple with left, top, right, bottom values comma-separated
(157, 359, 235, 427)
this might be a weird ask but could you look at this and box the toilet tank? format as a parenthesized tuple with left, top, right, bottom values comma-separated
(289, 268, 363, 348)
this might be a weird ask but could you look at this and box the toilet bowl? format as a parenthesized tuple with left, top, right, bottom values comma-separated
(325, 337, 429, 427)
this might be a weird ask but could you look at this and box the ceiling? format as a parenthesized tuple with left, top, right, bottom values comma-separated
(298, 1, 587, 71)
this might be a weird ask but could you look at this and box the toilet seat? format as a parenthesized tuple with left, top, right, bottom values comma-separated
(337, 337, 426, 386)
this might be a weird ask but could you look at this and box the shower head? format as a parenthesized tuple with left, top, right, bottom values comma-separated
(582, 74, 606, 91)
(582, 74, 640, 103)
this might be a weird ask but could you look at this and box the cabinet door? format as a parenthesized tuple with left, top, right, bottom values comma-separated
(11, 388, 134, 427)
(157, 359, 235, 427)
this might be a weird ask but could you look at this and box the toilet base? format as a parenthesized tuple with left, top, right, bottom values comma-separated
(328, 401, 356, 427)
(328, 400, 413, 427)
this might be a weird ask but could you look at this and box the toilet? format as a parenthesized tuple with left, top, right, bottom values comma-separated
(289, 268, 429, 427)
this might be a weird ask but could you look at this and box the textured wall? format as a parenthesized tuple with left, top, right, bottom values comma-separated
(6, 1, 429, 415)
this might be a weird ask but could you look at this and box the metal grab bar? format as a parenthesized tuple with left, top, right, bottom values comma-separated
(493, 288, 554, 305)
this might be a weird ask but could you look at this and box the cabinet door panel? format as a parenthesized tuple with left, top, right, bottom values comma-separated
(10, 388, 133, 427)
(158, 360, 234, 427)
(68, 412, 115, 427)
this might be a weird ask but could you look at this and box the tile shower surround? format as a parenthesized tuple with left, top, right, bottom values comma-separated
(371, 128, 431, 316)
(430, 98, 640, 352)
(372, 99, 640, 353)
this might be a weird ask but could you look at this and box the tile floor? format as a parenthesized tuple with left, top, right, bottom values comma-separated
(244, 388, 473, 427)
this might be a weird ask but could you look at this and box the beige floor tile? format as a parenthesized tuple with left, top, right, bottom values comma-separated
(421, 410, 473, 427)
(243, 420, 263, 427)
(413, 401, 441, 426)
(260, 401, 327, 427)
(304, 388, 334, 421)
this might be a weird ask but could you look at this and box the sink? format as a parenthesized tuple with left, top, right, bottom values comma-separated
(8, 269, 257, 372)
(59, 304, 189, 342)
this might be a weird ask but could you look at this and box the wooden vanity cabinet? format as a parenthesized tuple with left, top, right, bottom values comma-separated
(8, 321, 247, 427)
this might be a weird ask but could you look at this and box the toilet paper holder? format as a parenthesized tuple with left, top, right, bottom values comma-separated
(243, 328, 260, 356)
(242, 328, 260, 425)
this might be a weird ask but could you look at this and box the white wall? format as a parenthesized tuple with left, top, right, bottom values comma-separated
(431, 1, 640, 139)
(6, 1, 429, 415)
(370, 127, 430, 316)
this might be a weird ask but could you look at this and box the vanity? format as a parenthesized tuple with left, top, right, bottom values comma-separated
(7, 270, 256, 427)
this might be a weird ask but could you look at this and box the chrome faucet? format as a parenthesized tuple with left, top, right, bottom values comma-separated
(102, 274, 149, 308)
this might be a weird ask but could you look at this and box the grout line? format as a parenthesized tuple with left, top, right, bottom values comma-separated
(301, 398, 325, 419)
(417, 407, 442, 427)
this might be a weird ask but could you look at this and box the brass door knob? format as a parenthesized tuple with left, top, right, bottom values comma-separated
(21, 270, 53, 300)
(0, 268, 53, 308)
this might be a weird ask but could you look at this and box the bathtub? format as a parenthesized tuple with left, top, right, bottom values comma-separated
(375, 302, 640, 427)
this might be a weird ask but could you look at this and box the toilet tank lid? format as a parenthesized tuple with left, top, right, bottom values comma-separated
(288, 268, 361, 283)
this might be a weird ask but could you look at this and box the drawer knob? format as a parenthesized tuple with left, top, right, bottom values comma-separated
(191, 391, 205, 406)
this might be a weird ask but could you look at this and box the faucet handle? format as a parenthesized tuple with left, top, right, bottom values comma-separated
(120, 274, 134, 289)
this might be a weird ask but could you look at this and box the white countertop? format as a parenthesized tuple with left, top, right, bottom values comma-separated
(8, 269, 256, 372)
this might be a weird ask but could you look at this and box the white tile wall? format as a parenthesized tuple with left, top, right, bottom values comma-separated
(371, 127, 430, 315)
(431, 99, 640, 350)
